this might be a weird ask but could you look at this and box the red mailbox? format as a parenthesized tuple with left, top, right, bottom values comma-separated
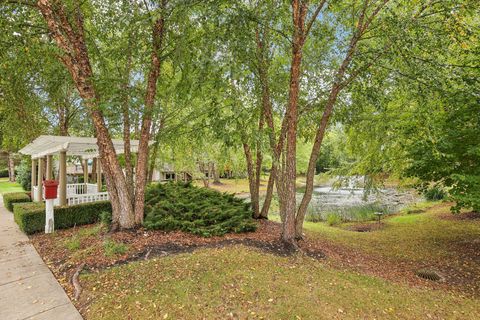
(43, 180, 59, 199)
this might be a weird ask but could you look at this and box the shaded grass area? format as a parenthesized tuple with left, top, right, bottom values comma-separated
(303, 202, 480, 295)
(29, 198, 480, 318)
(79, 246, 479, 320)
(303, 202, 479, 262)
(0, 178, 24, 194)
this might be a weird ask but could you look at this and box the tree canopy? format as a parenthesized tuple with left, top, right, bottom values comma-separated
(1, 0, 478, 244)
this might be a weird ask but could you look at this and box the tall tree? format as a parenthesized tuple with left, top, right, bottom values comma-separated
(32, 0, 169, 229)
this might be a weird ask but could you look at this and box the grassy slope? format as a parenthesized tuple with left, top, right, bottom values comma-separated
(0, 178, 24, 194)
(77, 202, 480, 319)
(81, 246, 479, 320)
(194, 178, 268, 195)
(303, 202, 480, 262)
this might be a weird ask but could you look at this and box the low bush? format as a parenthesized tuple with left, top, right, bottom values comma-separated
(3, 192, 31, 212)
(326, 213, 342, 226)
(423, 186, 447, 201)
(99, 210, 112, 226)
(143, 182, 256, 237)
(13, 201, 111, 234)
(16, 159, 32, 191)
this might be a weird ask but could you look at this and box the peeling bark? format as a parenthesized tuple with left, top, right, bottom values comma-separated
(294, 0, 389, 239)
(279, 0, 308, 246)
(134, 1, 167, 225)
(8, 152, 15, 182)
(122, 34, 134, 206)
(37, 0, 135, 229)
(243, 142, 260, 218)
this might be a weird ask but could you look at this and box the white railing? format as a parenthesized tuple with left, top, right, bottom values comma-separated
(66, 192, 109, 205)
(86, 183, 98, 194)
(32, 183, 107, 206)
(64, 183, 97, 195)
(32, 186, 39, 201)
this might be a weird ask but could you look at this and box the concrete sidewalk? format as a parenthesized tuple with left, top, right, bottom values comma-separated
(0, 196, 82, 320)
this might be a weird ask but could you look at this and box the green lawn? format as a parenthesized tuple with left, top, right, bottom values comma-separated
(74, 201, 480, 319)
(0, 178, 24, 194)
(303, 202, 480, 262)
(80, 246, 479, 320)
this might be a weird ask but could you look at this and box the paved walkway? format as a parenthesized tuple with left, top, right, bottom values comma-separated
(0, 196, 82, 320)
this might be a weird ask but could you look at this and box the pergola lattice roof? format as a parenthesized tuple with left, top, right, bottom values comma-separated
(19, 135, 146, 159)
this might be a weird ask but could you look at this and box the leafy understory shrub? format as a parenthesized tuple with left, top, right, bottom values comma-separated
(103, 239, 128, 257)
(16, 159, 32, 191)
(13, 201, 111, 234)
(143, 182, 256, 237)
(3, 192, 31, 212)
(99, 211, 112, 226)
(326, 213, 342, 226)
(423, 186, 446, 201)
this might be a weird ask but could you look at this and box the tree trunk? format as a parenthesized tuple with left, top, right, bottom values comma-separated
(243, 143, 260, 218)
(91, 158, 97, 183)
(200, 162, 210, 188)
(260, 164, 275, 219)
(254, 24, 273, 220)
(58, 104, 69, 136)
(279, 0, 307, 247)
(122, 34, 134, 206)
(295, 86, 340, 238)
(148, 118, 164, 183)
(293, 0, 374, 238)
(133, 4, 167, 225)
(8, 152, 15, 182)
(213, 163, 221, 184)
(37, 0, 136, 229)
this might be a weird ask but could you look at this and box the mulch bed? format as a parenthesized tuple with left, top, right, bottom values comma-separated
(345, 222, 385, 232)
(440, 211, 480, 221)
(29, 219, 480, 303)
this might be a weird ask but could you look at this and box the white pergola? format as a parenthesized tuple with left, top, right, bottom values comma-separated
(19, 135, 144, 206)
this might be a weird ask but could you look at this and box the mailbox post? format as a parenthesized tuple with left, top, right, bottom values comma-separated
(43, 180, 59, 233)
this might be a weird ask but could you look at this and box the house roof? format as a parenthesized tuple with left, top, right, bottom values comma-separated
(19, 135, 152, 159)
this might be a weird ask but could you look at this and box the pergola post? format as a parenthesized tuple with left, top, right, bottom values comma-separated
(83, 158, 89, 191)
(59, 151, 67, 206)
(31, 158, 37, 191)
(96, 158, 102, 193)
(36, 157, 44, 201)
(46, 155, 53, 180)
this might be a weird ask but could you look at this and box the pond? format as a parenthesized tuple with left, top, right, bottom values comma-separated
(302, 185, 419, 222)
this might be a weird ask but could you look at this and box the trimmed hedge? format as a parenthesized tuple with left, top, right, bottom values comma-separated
(13, 201, 111, 234)
(3, 192, 31, 212)
(0, 168, 9, 178)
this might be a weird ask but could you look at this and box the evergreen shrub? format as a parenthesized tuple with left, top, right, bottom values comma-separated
(143, 182, 256, 237)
